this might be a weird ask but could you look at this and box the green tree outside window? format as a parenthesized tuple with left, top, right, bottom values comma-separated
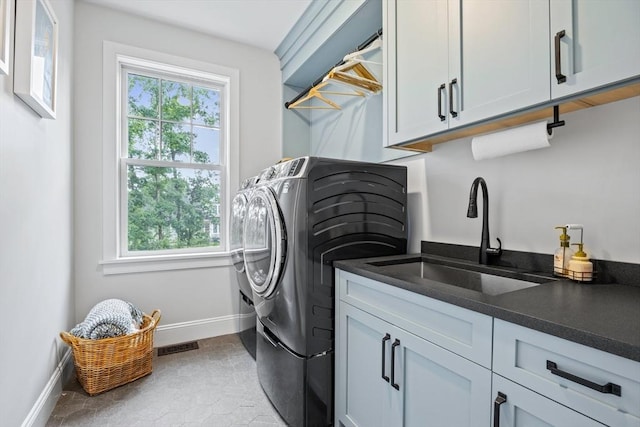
(125, 73, 222, 251)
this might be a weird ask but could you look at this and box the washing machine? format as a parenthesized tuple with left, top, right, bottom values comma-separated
(243, 157, 407, 426)
(230, 175, 258, 359)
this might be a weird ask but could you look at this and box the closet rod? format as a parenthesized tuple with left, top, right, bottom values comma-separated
(284, 28, 383, 109)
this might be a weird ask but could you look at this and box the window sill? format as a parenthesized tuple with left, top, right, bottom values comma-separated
(100, 252, 232, 275)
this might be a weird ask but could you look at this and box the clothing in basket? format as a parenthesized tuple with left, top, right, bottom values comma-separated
(70, 298, 143, 340)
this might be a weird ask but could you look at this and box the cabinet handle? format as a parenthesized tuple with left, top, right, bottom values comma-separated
(391, 338, 400, 390)
(381, 333, 390, 382)
(546, 360, 621, 396)
(449, 78, 458, 118)
(554, 30, 567, 84)
(493, 392, 507, 427)
(437, 84, 446, 121)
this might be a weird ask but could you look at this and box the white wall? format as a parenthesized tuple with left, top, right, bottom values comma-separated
(0, 1, 75, 425)
(73, 2, 282, 346)
(390, 96, 640, 264)
(282, 84, 311, 158)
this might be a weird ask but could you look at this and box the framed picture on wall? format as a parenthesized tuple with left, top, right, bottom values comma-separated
(0, 0, 10, 75)
(14, 0, 58, 119)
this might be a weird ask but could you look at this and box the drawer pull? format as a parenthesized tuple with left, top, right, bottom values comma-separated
(391, 339, 400, 390)
(546, 360, 621, 396)
(493, 392, 507, 427)
(381, 333, 390, 382)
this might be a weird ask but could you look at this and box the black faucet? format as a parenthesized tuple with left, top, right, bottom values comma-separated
(467, 177, 502, 265)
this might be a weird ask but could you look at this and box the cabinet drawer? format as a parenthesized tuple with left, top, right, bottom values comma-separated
(492, 374, 605, 426)
(336, 269, 492, 368)
(494, 319, 640, 427)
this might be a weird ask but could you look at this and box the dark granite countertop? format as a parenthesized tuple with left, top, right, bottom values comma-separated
(335, 250, 640, 362)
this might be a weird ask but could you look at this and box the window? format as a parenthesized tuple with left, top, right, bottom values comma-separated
(101, 42, 239, 274)
(122, 68, 225, 255)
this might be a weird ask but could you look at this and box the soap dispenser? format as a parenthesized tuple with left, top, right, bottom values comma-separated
(554, 226, 574, 277)
(568, 243, 593, 282)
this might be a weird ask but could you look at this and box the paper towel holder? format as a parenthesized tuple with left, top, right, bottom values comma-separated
(547, 105, 565, 135)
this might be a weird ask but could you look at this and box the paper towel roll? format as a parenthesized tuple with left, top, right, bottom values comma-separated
(471, 120, 551, 161)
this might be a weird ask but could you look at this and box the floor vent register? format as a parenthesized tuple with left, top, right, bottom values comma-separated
(157, 341, 199, 356)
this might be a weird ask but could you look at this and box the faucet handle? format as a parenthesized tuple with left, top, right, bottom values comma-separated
(486, 238, 502, 256)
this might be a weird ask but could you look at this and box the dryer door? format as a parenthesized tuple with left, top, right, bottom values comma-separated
(243, 186, 286, 298)
(230, 192, 248, 273)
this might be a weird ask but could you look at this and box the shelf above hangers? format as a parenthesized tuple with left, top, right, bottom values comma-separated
(285, 28, 383, 110)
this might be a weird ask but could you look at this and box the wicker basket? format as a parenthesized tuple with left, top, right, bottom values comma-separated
(60, 309, 161, 395)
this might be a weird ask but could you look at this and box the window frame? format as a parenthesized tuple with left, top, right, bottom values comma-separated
(101, 41, 239, 275)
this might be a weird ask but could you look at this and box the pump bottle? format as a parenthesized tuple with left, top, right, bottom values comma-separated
(554, 226, 574, 277)
(568, 243, 593, 282)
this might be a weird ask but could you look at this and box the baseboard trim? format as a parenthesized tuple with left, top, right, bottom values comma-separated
(154, 312, 255, 348)
(22, 349, 73, 427)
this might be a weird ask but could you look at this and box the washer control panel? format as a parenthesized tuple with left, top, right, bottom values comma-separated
(257, 157, 307, 183)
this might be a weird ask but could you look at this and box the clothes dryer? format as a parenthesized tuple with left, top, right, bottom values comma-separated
(230, 175, 258, 359)
(243, 157, 407, 426)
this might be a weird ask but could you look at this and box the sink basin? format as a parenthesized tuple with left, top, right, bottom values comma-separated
(367, 257, 557, 296)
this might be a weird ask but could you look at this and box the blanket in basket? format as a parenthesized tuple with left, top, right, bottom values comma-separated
(70, 299, 143, 340)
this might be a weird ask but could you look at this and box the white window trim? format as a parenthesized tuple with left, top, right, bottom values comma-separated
(100, 41, 239, 275)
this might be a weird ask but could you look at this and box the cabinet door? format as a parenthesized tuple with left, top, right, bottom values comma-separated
(384, 0, 449, 146)
(335, 301, 401, 427)
(400, 322, 492, 427)
(551, 0, 640, 99)
(336, 300, 492, 427)
(451, 0, 551, 128)
(492, 374, 605, 427)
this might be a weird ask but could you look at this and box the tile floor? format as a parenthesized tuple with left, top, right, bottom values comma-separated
(46, 334, 287, 426)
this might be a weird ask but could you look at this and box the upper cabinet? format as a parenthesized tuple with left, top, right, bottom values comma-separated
(550, 0, 640, 99)
(384, 0, 550, 147)
(453, 1, 551, 125)
(385, 0, 640, 150)
(383, 0, 449, 144)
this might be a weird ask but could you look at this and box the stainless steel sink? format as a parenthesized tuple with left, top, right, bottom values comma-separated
(367, 257, 557, 296)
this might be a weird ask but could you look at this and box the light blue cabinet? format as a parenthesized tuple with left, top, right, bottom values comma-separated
(550, 0, 640, 100)
(335, 269, 492, 427)
(491, 374, 605, 426)
(384, 0, 551, 147)
(384, 0, 640, 148)
(335, 302, 397, 427)
(493, 319, 640, 427)
(451, 0, 551, 127)
(398, 315, 492, 427)
(383, 0, 449, 145)
(335, 269, 640, 427)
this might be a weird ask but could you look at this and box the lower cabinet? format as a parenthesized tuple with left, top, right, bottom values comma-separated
(493, 319, 640, 427)
(335, 269, 640, 427)
(335, 301, 395, 427)
(492, 374, 605, 426)
(336, 301, 491, 427)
